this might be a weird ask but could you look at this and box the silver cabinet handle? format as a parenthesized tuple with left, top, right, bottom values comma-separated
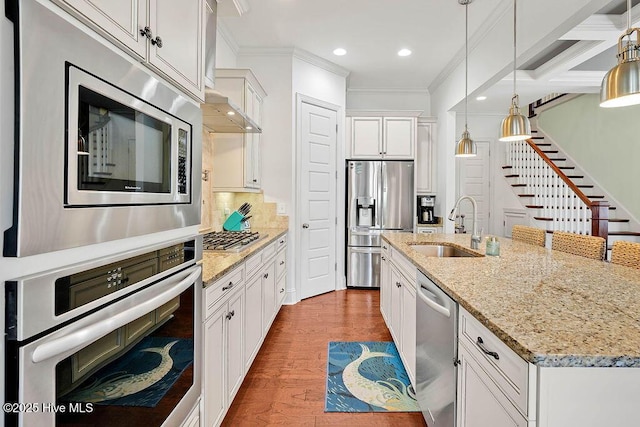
(302, 223, 309, 229)
(280, 260, 285, 265)
(396, 282, 401, 288)
(381, 256, 386, 261)
(263, 273, 269, 279)
(225, 310, 235, 320)
(151, 35, 163, 48)
(140, 26, 153, 39)
(222, 281, 234, 291)
(280, 288, 285, 293)
(476, 337, 499, 360)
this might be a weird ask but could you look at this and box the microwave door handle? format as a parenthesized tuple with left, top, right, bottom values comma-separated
(31, 266, 200, 364)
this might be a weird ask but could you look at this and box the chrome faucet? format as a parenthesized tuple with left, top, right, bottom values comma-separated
(448, 195, 481, 249)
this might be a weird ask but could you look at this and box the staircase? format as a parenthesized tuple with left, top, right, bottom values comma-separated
(503, 113, 640, 257)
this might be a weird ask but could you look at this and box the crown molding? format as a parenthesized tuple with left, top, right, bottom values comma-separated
(347, 87, 429, 94)
(216, 21, 240, 56)
(237, 47, 351, 78)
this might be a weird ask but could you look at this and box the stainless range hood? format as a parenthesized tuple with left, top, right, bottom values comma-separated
(201, 89, 262, 133)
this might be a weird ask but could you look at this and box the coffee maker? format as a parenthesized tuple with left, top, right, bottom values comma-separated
(417, 195, 437, 224)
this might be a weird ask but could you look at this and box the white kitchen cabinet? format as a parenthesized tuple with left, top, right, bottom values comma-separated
(350, 116, 416, 159)
(416, 119, 436, 193)
(380, 241, 391, 323)
(56, 0, 205, 100)
(416, 226, 443, 234)
(381, 241, 417, 385)
(457, 342, 530, 427)
(203, 266, 245, 427)
(275, 234, 288, 309)
(261, 259, 277, 334)
(244, 270, 263, 370)
(203, 290, 245, 427)
(211, 70, 266, 192)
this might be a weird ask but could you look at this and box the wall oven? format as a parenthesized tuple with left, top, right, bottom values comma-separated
(4, 237, 202, 426)
(3, 0, 202, 257)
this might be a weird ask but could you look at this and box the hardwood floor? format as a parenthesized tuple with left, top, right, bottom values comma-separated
(222, 289, 428, 426)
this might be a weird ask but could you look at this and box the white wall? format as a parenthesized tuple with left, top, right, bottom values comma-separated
(538, 94, 640, 224)
(215, 25, 238, 68)
(347, 90, 430, 115)
(454, 114, 524, 236)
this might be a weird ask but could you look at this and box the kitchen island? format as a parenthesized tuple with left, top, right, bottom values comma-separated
(382, 232, 640, 427)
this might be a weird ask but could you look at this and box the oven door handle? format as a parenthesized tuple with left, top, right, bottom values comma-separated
(31, 266, 201, 364)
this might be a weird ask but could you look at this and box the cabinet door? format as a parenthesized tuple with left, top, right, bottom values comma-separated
(59, 0, 147, 58)
(389, 265, 403, 344)
(457, 344, 528, 427)
(212, 133, 245, 190)
(401, 282, 416, 385)
(351, 117, 383, 158)
(244, 273, 263, 370)
(380, 248, 391, 324)
(203, 304, 226, 427)
(276, 274, 286, 309)
(383, 117, 415, 159)
(149, 0, 204, 99)
(262, 260, 277, 334)
(226, 289, 245, 402)
(416, 121, 434, 192)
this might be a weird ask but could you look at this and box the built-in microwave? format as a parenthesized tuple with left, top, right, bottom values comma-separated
(3, 0, 202, 257)
(67, 64, 191, 206)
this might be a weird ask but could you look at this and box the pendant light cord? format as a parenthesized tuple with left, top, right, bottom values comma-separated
(465, 2, 469, 130)
(628, 0, 632, 31)
(513, 0, 517, 98)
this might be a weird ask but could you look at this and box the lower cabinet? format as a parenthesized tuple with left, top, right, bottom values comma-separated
(457, 343, 529, 427)
(380, 239, 417, 385)
(203, 232, 288, 427)
(203, 284, 244, 427)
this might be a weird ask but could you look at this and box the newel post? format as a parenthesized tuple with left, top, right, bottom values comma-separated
(590, 201, 609, 242)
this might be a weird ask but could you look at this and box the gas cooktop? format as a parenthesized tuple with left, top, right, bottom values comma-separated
(202, 231, 265, 252)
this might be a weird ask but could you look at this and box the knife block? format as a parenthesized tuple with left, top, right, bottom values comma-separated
(223, 211, 245, 231)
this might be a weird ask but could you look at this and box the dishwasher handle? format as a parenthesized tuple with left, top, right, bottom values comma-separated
(418, 283, 451, 318)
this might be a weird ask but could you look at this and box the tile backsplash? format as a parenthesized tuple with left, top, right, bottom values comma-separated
(211, 192, 289, 231)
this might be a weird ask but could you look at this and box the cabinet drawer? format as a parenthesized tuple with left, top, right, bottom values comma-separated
(261, 241, 277, 261)
(276, 234, 287, 252)
(205, 266, 244, 319)
(245, 252, 262, 277)
(459, 308, 530, 416)
(390, 247, 415, 284)
(276, 249, 286, 279)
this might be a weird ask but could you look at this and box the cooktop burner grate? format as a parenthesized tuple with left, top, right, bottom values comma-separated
(202, 231, 262, 251)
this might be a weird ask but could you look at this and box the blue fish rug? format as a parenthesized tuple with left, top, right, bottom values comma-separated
(325, 341, 420, 412)
(64, 336, 193, 408)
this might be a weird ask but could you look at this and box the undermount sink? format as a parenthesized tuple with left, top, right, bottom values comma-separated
(408, 244, 481, 257)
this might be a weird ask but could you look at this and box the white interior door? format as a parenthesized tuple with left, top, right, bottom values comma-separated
(299, 100, 337, 299)
(456, 141, 491, 235)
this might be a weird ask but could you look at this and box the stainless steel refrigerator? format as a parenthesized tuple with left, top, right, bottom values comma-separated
(346, 160, 414, 288)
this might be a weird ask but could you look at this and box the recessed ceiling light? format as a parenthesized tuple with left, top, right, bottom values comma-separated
(398, 48, 412, 57)
(227, 111, 236, 116)
(476, 96, 487, 101)
(333, 48, 347, 56)
(246, 126, 253, 130)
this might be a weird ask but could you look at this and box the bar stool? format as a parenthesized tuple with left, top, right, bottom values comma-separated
(511, 225, 546, 247)
(551, 231, 606, 261)
(610, 241, 640, 269)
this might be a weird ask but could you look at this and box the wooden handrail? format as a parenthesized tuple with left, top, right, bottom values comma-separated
(525, 139, 608, 240)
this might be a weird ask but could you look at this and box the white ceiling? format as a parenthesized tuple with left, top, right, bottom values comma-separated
(218, 0, 639, 113)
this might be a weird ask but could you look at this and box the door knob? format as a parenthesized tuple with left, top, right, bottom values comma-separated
(302, 223, 309, 229)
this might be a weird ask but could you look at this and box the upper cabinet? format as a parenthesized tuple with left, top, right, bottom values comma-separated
(416, 119, 436, 193)
(349, 116, 416, 159)
(211, 69, 267, 192)
(55, 0, 206, 101)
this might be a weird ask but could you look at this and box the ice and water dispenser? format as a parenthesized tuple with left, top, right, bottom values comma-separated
(356, 197, 376, 227)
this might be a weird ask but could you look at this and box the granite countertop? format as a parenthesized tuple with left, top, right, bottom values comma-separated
(201, 227, 288, 285)
(382, 232, 640, 368)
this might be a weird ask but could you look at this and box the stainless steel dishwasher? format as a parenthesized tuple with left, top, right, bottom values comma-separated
(416, 271, 458, 426)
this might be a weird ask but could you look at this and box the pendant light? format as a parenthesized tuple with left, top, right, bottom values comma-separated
(456, 0, 477, 157)
(499, 0, 531, 141)
(600, 0, 640, 108)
